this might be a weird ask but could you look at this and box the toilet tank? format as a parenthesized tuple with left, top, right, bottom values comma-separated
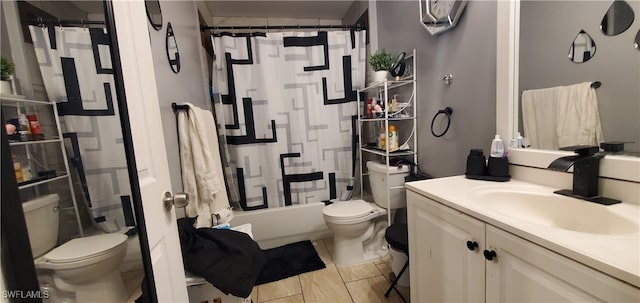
(22, 194, 60, 258)
(366, 161, 410, 209)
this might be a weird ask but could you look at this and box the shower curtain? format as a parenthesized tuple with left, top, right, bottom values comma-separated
(212, 30, 366, 210)
(29, 26, 133, 232)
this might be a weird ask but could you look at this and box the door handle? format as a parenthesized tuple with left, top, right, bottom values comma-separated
(163, 191, 189, 211)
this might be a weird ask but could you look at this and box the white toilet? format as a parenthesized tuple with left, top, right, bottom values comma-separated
(22, 194, 129, 302)
(322, 161, 410, 266)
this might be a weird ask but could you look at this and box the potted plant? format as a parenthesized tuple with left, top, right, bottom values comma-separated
(369, 50, 394, 83)
(1, 56, 16, 95)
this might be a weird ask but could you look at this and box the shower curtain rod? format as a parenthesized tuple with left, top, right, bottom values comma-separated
(28, 18, 105, 27)
(201, 24, 366, 32)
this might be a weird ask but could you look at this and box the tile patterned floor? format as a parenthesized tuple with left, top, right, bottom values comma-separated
(125, 238, 410, 303)
(251, 238, 410, 303)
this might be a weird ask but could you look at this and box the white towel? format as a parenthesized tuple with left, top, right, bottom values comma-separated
(178, 103, 231, 228)
(522, 82, 603, 150)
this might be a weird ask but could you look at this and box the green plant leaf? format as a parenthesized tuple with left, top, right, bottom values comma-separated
(1, 56, 15, 80)
(369, 50, 394, 71)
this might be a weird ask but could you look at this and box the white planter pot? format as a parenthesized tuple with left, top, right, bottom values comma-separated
(0, 80, 12, 95)
(373, 71, 389, 83)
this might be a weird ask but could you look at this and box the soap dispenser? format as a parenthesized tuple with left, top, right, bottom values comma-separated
(488, 135, 509, 178)
(490, 135, 504, 158)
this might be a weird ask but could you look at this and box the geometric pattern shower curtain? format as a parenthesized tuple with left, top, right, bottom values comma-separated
(213, 30, 366, 210)
(28, 26, 134, 232)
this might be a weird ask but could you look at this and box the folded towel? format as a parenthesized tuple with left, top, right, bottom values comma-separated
(178, 103, 230, 228)
(522, 82, 603, 150)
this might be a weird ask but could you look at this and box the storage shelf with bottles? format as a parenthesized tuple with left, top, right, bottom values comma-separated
(1, 95, 85, 237)
(357, 49, 418, 226)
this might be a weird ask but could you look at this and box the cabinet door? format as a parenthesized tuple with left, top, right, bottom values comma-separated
(407, 191, 485, 302)
(486, 225, 640, 302)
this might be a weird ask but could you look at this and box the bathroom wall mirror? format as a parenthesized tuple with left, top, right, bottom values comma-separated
(1, 0, 154, 300)
(166, 22, 180, 73)
(600, 0, 635, 36)
(517, 0, 640, 155)
(497, 1, 640, 183)
(145, 0, 163, 31)
(568, 30, 596, 63)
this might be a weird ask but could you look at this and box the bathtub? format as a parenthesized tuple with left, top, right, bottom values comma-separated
(229, 202, 332, 249)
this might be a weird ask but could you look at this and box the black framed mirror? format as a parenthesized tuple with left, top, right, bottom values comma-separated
(145, 0, 163, 31)
(166, 23, 180, 74)
(601, 0, 635, 36)
(568, 30, 597, 63)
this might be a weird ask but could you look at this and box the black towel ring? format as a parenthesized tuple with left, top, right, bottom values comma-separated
(431, 107, 453, 137)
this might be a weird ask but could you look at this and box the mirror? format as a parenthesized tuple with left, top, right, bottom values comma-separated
(145, 0, 163, 31)
(166, 22, 180, 73)
(601, 0, 635, 36)
(517, 0, 640, 155)
(419, 0, 468, 36)
(635, 29, 640, 50)
(3, 0, 150, 300)
(568, 30, 596, 63)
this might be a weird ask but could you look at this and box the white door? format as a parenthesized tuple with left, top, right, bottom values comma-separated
(112, 1, 189, 302)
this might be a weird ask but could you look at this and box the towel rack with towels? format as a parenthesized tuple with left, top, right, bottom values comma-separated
(521, 81, 601, 95)
(171, 102, 189, 112)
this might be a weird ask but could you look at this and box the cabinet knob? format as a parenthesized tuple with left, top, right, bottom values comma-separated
(483, 249, 497, 261)
(466, 240, 478, 251)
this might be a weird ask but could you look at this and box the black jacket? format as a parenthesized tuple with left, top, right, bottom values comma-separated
(177, 217, 266, 298)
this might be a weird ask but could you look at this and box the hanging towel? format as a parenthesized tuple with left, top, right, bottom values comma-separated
(178, 103, 231, 228)
(522, 82, 603, 150)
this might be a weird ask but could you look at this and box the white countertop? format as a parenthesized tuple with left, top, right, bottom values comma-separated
(405, 176, 640, 288)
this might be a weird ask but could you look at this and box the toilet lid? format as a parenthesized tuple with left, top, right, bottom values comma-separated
(323, 200, 377, 219)
(44, 234, 127, 263)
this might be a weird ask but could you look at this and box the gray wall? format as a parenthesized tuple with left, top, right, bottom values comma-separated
(148, 1, 210, 192)
(519, 1, 640, 153)
(375, 0, 497, 177)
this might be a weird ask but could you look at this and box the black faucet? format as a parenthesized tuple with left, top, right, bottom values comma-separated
(547, 145, 621, 205)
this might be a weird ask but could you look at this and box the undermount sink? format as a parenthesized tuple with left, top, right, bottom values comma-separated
(470, 186, 639, 236)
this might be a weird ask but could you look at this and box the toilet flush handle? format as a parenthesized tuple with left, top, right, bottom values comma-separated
(163, 191, 189, 211)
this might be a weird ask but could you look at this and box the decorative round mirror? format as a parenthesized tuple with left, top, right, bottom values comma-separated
(166, 23, 180, 73)
(145, 0, 162, 31)
(568, 30, 596, 63)
(601, 0, 635, 36)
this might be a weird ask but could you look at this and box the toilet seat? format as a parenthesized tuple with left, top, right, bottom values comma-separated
(323, 199, 386, 224)
(37, 234, 127, 270)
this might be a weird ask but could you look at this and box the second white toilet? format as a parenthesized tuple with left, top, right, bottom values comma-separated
(22, 194, 129, 303)
(322, 161, 410, 266)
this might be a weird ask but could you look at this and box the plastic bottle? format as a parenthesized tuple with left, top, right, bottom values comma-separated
(12, 154, 23, 183)
(516, 132, 524, 149)
(378, 125, 386, 149)
(388, 124, 398, 151)
(490, 135, 504, 157)
(27, 114, 41, 135)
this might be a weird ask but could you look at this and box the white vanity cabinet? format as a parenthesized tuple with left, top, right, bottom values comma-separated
(407, 190, 485, 302)
(407, 190, 640, 302)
